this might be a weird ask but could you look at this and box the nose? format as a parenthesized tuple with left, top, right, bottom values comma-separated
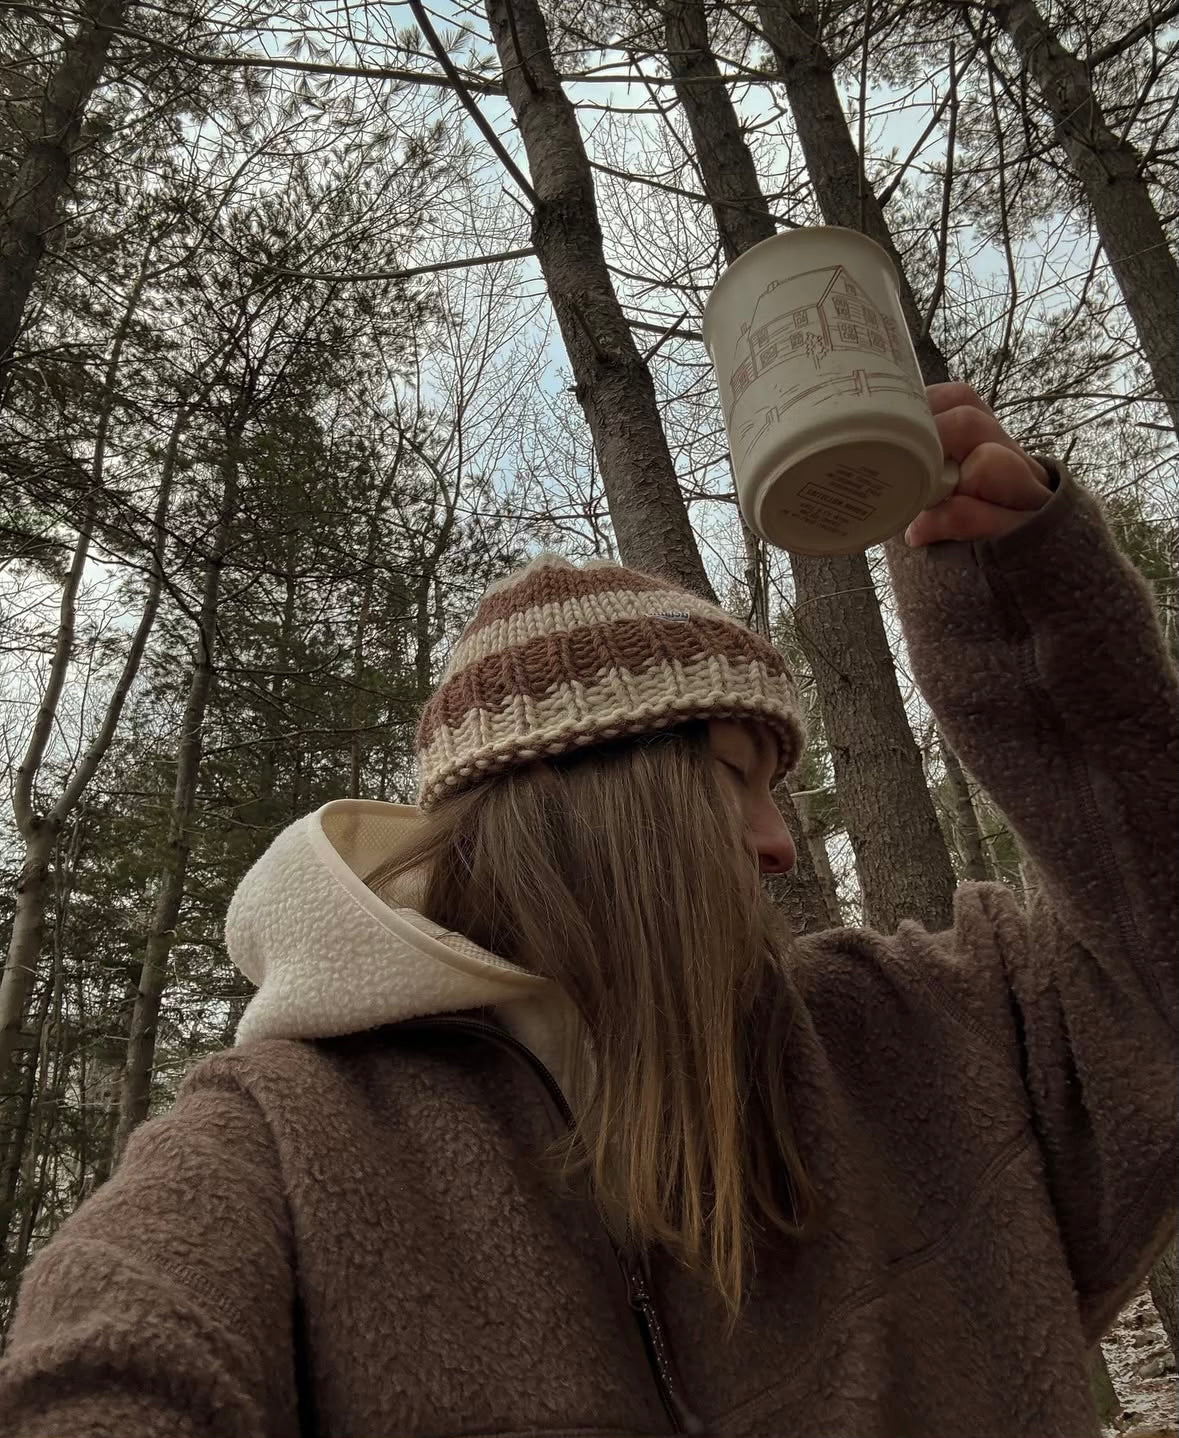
(751, 809, 797, 875)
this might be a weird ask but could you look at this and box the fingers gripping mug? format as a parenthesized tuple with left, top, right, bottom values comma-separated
(702, 227, 959, 556)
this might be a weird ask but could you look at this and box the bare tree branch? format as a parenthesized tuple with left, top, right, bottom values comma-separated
(1092, 1, 1179, 66)
(270, 246, 537, 282)
(409, 0, 539, 207)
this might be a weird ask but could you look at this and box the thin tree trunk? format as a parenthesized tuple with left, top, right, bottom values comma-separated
(1, 813, 79, 1287)
(665, 0, 956, 931)
(0, 0, 129, 390)
(113, 426, 241, 1161)
(0, 826, 54, 1092)
(351, 437, 406, 797)
(940, 730, 991, 881)
(741, 528, 840, 933)
(86, 1071, 120, 1195)
(742, 522, 771, 637)
(0, 984, 45, 1276)
(12, 973, 59, 1277)
(254, 567, 297, 820)
(349, 564, 375, 799)
(0, 254, 172, 1094)
(1149, 1236, 1178, 1360)
(481, 0, 716, 600)
(0, 1054, 36, 1329)
(792, 788, 843, 925)
(0, 503, 89, 1087)
(754, 0, 955, 384)
(988, 0, 1179, 433)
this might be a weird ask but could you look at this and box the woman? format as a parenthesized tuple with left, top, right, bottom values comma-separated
(2, 386, 1175, 1438)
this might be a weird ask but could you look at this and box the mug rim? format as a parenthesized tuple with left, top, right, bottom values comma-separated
(702, 226, 900, 337)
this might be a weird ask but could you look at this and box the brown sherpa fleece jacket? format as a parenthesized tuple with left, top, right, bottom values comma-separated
(0, 472, 1175, 1438)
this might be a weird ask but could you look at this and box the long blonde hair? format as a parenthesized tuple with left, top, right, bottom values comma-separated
(367, 723, 818, 1318)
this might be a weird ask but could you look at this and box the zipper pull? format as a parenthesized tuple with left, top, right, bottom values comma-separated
(622, 1256, 707, 1436)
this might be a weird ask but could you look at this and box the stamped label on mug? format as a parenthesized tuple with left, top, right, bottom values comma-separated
(793, 463, 891, 537)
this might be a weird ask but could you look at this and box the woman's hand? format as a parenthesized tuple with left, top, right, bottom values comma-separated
(904, 383, 1054, 547)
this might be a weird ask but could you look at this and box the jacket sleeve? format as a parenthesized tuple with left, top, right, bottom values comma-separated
(0, 1053, 299, 1438)
(885, 468, 1178, 1340)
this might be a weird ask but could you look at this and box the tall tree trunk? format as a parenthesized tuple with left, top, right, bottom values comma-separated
(0, 825, 56, 1095)
(940, 730, 991, 881)
(12, 965, 61, 1278)
(0, 0, 129, 392)
(0, 253, 172, 1094)
(791, 788, 843, 925)
(113, 428, 240, 1161)
(665, 0, 957, 930)
(0, 490, 90, 1088)
(480, 0, 715, 600)
(86, 1069, 121, 1195)
(0, 975, 47, 1280)
(755, 0, 953, 386)
(987, 0, 1179, 434)
(794, 559, 955, 929)
(1149, 1236, 1178, 1360)
(253, 566, 297, 822)
(742, 526, 841, 932)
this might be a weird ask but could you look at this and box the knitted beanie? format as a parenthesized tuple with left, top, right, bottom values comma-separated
(415, 553, 804, 809)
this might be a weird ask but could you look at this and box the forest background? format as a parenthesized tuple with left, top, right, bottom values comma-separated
(0, 0, 1176, 1422)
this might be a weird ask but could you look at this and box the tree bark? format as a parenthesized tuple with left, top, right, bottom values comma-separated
(755, 0, 955, 387)
(481, 0, 716, 600)
(738, 523, 841, 933)
(0, 0, 129, 391)
(1149, 1236, 1178, 1360)
(988, 0, 1179, 433)
(940, 730, 991, 881)
(665, 0, 957, 930)
(12, 962, 61, 1278)
(349, 445, 403, 799)
(113, 424, 240, 1161)
(0, 973, 47, 1284)
(0, 825, 56, 1095)
(791, 788, 843, 925)
(793, 556, 956, 929)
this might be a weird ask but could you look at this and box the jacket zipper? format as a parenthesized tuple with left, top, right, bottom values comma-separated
(395, 1014, 707, 1436)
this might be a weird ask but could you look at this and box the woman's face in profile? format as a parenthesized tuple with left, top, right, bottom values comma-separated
(707, 719, 797, 876)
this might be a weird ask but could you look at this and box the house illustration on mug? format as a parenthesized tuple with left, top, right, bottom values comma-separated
(726, 265, 923, 463)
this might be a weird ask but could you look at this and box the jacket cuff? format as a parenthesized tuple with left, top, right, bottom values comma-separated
(884, 461, 1158, 662)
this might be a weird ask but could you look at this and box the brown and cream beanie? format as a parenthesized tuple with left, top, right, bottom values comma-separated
(415, 554, 804, 809)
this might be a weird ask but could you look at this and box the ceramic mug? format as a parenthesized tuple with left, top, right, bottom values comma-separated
(702, 227, 958, 555)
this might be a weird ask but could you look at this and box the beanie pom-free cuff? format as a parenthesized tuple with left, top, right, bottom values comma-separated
(416, 559, 804, 807)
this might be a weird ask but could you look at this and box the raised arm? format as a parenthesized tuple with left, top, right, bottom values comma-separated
(885, 388, 1178, 1335)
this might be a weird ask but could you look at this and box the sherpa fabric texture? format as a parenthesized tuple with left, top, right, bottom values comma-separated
(414, 552, 804, 808)
(2, 472, 1177, 1438)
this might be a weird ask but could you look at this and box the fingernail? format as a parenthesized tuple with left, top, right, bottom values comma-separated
(904, 525, 916, 546)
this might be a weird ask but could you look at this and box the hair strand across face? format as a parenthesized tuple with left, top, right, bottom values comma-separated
(368, 724, 820, 1320)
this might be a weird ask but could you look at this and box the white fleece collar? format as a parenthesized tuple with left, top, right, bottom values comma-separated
(226, 799, 553, 1048)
